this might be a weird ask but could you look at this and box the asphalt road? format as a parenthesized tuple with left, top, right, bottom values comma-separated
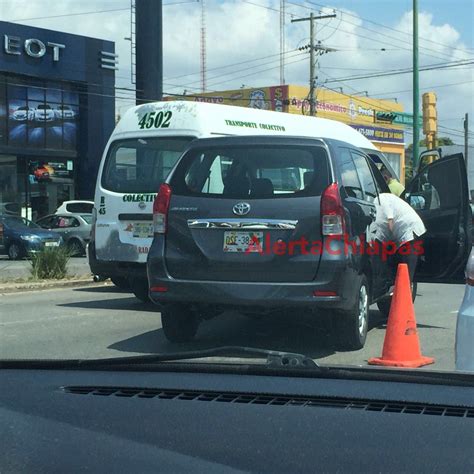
(0, 282, 464, 370)
(0, 255, 91, 281)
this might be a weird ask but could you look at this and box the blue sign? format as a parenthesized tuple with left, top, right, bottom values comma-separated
(350, 125, 405, 144)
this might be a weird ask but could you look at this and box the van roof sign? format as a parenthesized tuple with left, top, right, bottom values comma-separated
(113, 100, 378, 151)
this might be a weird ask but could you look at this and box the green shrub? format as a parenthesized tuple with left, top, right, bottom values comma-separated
(29, 247, 72, 280)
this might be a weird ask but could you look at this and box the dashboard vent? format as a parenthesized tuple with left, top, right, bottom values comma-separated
(62, 386, 474, 418)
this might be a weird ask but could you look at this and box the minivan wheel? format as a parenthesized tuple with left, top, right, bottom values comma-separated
(130, 278, 151, 302)
(377, 281, 417, 320)
(335, 276, 369, 351)
(161, 304, 199, 343)
(8, 242, 24, 260)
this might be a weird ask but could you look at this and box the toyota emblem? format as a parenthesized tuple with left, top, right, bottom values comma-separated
(138, 201, 146, 210)
(233, 202, 251, 216)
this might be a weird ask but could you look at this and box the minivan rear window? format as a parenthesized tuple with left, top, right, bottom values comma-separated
(172, 145, 330, 199)
(101, 137, 194, 193)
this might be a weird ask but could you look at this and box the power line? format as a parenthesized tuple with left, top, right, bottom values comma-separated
(6, 2, 196, 23)
(322, 60, 474, 84)
(284, 0, 470, 63)
(304, 0, 474, 57)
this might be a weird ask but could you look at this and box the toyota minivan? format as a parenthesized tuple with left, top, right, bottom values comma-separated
(147, 136, 471, 349)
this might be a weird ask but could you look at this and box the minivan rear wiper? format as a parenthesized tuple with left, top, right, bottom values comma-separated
(0, 346, 320, 370)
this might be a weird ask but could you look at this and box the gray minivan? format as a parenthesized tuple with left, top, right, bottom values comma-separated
(147, 136, 471, 349)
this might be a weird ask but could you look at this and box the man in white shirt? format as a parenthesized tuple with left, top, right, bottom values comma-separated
(374, 192, 427, 283)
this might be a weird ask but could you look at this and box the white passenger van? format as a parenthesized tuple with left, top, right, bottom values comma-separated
(89, 100, 397, 301)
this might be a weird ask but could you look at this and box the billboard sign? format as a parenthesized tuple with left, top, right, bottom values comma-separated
(350, 124, 404, 144)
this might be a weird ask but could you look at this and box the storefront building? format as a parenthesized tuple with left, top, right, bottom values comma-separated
(170, 84, 406, 183)
(0, 21, 116, 220)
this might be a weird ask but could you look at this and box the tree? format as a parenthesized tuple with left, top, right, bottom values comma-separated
(406, 136, 454, 151)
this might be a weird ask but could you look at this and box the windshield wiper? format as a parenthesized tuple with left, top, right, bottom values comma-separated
(0, 346, 320, 370)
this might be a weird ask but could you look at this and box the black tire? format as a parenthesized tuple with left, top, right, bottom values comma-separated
(110, 276, 130, 290)
(67, 239, 84, 256)
(7, 242, 24, 260)
(161, 304, 199, 343)
(335, 275, 369, 351)
(376, 281, 418, 320)
(130, 278, 151, 302)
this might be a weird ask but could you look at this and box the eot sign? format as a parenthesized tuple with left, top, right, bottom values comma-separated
(3, 34, 65, 62)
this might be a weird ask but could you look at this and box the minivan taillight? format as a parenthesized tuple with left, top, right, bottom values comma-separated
(153, 183, 172, 234)
(321, 183, 345, 236)
(91, 207, 97, 240)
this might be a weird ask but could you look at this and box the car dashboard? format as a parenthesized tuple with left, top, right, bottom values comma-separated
(1, 365, 473, 473)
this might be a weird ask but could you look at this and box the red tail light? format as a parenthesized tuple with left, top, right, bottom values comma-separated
(321, 183, 345, 236)
(153, 183, 172, 234)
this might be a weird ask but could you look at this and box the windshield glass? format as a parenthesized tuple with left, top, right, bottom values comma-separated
(0, 0, 472, 383)
(101, 137, 193, 193)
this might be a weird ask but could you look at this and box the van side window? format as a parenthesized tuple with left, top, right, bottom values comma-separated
(338, 148, 363, 200)
(351, 151, 378, 203)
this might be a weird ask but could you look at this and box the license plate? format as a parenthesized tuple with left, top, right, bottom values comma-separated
(45, 241, 59, 247)
(223, 231, 263, 253)
(132, 222, 154, 238)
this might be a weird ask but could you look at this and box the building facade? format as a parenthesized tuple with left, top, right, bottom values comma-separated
(174, 84, 406, 182)
(0, 21, 116, 220)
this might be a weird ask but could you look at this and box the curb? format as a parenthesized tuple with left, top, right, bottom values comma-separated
(0, 277, 112, 294)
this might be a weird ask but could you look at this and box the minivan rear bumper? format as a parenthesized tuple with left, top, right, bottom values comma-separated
(148, 253, 360, 313)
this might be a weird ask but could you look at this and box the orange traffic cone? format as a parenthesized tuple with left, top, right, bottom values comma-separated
(368, 263, 434, 368)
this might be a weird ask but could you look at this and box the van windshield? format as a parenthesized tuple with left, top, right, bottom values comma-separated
(101, 137, 194, 193)
(172, 145, 330, 199)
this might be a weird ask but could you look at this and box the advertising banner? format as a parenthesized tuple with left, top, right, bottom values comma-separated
(350, 124, 405, 144)
(174, 85, 289, 112)
(7, 82, 79, 151)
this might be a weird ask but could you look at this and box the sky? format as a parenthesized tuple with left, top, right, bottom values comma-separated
(2, 0, 473, 145)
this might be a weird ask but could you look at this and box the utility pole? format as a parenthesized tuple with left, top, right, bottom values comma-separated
(135, 0, 163, 104)
(465, 113, 469, 170)
(280, 0, 285, 85)
(200, 0, 207, 92)
(292, 12, 336, 116)
(412, 0, 420, 169)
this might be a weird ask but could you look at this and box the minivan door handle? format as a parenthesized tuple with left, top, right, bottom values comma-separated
(187, 218, 298, 230)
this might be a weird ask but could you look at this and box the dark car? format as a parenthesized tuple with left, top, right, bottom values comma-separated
(147, 136, 471, 349)
(0, 215, 63, 260)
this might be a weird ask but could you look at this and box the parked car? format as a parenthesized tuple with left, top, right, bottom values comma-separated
(34, 104, 55, 122)
(36, 213, 92, 256)
(456, 247, 474, 371)
(12, 106, 35, 122)
(0, 215, 63, 260)
(33, 164, 51, 182)
(147, 136, 471, 349)
(54, 105, 75, 120)
(0, 202, 20, 215)
(55, 200, 94, 215)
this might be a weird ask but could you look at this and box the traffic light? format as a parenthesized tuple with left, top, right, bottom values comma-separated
(375, 111, 396, 123)
(422, 92, 437, 134)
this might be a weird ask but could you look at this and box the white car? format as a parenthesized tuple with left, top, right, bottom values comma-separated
(12, 106, 35, 122)
(34, 104, 55, 122)
(55, 105, 76, 120)
(456, 248, 474, 371)
(55, 200, 94, 215)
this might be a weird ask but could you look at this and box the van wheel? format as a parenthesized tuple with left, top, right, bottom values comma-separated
(161, 304, 199, 343)
(377, 281, 417, 320)
(110, 276, 130, 290)
(335, 275, 369, 351)
(130, 278, 151, 302)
